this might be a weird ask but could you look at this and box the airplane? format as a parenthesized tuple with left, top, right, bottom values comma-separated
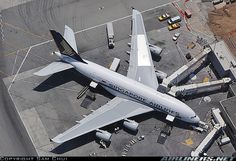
(34, 9, 200, 144)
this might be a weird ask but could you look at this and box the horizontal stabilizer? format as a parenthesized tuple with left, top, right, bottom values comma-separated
(34, 61, 73, 76)
(166, 114, 175, 122)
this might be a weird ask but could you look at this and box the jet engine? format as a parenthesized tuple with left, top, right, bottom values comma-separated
(95, 129, 112, 142)
(123, 119, 139, 131)
(127, 43, 162, 56)
(155, 70, 167, 81)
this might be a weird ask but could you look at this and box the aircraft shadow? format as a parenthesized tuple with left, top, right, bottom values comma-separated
(50, 110, 195, 154)
(91, 85, 114, 99)
(51, 122, 120, 154)
(129, 111, 193, 130)
(34, 68, 115, 99)
(34, 69, 91, 92)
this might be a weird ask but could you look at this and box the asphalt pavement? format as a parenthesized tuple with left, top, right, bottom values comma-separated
(0, 0, 173, 156)
(0, 63, 33, 155)
(0, 1, 35, 155)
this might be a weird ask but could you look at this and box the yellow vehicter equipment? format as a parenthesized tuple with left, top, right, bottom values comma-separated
(158, 13, 170, 21)
(168, 23, 180, 31)
(187, 42, 196, 49)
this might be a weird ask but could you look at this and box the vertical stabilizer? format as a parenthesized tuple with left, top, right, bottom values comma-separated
(50, 29, 86, 63)
(64, 25, 78, 53)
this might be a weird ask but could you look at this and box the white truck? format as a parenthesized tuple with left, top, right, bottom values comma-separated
(106, 22, 115, 49)
(167, 16, 181, 25)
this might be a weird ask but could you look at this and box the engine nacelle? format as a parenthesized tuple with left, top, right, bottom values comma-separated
(95, 129, 112, 142)
(149, 44, 163, 56)
(123, 119, 139, 131)
(155, 70, 167, 81)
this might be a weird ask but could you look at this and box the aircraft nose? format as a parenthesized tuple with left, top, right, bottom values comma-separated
(193, 115, 200, 123)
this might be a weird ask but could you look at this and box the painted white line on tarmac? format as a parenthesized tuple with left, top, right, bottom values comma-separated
(8, 47, 32, 91)
(74, 1, 174, 34)
(12, 1, 175, 53)
(0, 13, 4, 41)
(11, 50, 19, 75)
(8, 40, 53, 91)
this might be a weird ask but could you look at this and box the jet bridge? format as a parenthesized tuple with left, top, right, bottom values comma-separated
(160, 48, 211, 91)
(191, 124, 222, 157)
(211, 108, 226, 129)
(168, 77, 231, 97)
(191, 108, 227, 156)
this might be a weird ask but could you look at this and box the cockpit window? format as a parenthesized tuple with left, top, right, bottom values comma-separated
(190, 115, 197, 119)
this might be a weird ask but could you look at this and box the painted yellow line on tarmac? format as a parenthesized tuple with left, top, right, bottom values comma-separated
(203, 76, 209, 83)
(4, 22, 48, 40)
(2, 40, 18, 51)
(4, 47, 29, 56)
(182, 138, 194, 148)
(0, 70, 9, 77)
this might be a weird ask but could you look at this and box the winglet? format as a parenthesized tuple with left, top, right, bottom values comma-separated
(51, 134, 64, 144)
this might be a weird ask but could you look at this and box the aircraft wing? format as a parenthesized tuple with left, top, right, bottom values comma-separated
(127, 10, 158, 90)
(34, 61, 73, 76)
(52, 97, 153, 143)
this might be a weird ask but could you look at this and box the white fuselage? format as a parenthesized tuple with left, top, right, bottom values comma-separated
(60, 54, 200, 124)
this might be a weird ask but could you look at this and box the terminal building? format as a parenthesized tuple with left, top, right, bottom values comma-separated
(208, 41, 236, 150)
(220, 84, 236, 150)
(208, 41, 236, 81)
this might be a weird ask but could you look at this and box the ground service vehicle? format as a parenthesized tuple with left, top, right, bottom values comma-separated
(158, 13, 170, 21)
(106, 22, 115, 49)
(212, 0, 223, 5)
(167, 16, 181, 25)
(185, 9, 192, 18)
(172, 32, 180, 41)
(168, 23, 180, 31)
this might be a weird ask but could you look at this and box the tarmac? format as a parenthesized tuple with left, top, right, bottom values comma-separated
(0, 0, 36, 156)
(0, 0, 235, 156)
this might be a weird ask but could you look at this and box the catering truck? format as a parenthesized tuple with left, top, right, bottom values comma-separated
(106, 22, 115, 49)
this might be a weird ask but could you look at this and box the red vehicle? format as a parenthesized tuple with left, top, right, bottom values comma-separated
(185, 9, 192, 18)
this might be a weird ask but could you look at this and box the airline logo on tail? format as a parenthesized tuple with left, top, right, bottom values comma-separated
(50, 30, 86, 63)
(60, 39, 76, 56)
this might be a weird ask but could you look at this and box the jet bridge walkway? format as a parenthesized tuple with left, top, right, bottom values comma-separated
(191, 124, 222, 157)
(168, 77, 231, 97)
(191, 108, 227, 156)
(160, 48, 211, 91)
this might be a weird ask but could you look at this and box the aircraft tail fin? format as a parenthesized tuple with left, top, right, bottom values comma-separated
(64, 25, 78, 53)
(50, 29, 87, 64)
